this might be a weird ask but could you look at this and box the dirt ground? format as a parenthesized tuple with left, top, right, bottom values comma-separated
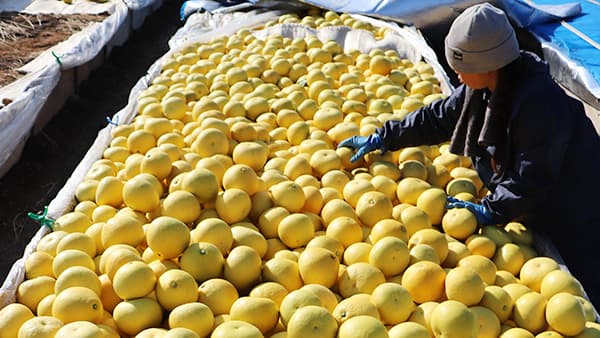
(0, 0, 183, 282)
(0, 11, 108, 88)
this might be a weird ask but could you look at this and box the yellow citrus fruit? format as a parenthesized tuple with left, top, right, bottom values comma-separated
(54, 266, 101, 297)
(504, 221, 533, 246)
(54, 320, 103, 338)
(35, 294, 55, 317)
(99, 274, 121, 313)
(297, 247, 339, 288)
(300, 284, 338, 313)
(320, 199, 358, 226)
(479, 285, 514, 322)
(545, 292, 587, 336)
(146, 216, 191, 260)
(52, 211, 93, 233)
(249, 281, 289, 308)
(400, 205, 432, 237)
(443, 241, 471, 268)
(230, 296, 279, 334)
(36, 230, 68, 257)
(457, 255, 497, 285)
(102, 214, 145, 248)
(471, 305, 501, 338)
(210, 320, 263, 338)
(408, 228, 448, 263)
(223, 245, 262, 292)
(231, 226, 267, 258)
(191, 128, 229, 157)
(190, 218, 233, 255)
(164, 327, 200, 338)
(493, 243, 525, 276)
(503, 283, 533, 303)
(342, 179, 375, 208)
(52, 286, 103, 324)
(355, 191, 393, 227)
(155, 268, 198, 312)
(102, 246, 142, 280)
(262, 256, 303, 292)
(24, 251, 55, 279)
(279, 288, 322, 326)
(326, 216, 363, 249)
(480, 225, 512, 247)
(122, 173, 161, 213)
(446, 177, 478, 197)
(198, 278, 239, 315)
(442, 207, 478, 240)
(370, 282, 415, 325)
(388, 321, 430, 338)
(181, 168, 219, 203)
(216, 188, 252, 224)
(17, 316, 64, 338)
(401, 261, 446, 304)
(112, 260, 156, 300)
(0, 303, 34, 337)
(112, 297, 163, 336)
(287, 305, 337, 338)
(407, 301, 439, 336)
(337, 262, 386, 298)
(277, 213, 315, 249)
(338, 315, 388, 338)
(179, 242, 224, 283)
(430, 300, 478, 338)
(512, 291, 548, 334)
(333, 293, 380, 324)
(160, 190, 201, 224)
(343, 242, 372, 265)
(232, 141, 269, 172)
(368, 236, 410, 277)
(52, 250, 95, 280)
(168, 302, 214, 337)
(95, 176, 124, 207)
(415, 187, 447, 226)
(445, 266, 485, 306)
(369, 219, 408, 244)
(396, 177, 431, 205)
(519, 256, 560, 292)
(222, 163, 260, 196)
(540, 269, 585, 298)
(465, 234, 497, 259)
(270, 180, 306, 213)
(499, 327, 535, 338)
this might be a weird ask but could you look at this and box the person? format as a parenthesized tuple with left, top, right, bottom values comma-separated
(339, 2, 600, 306)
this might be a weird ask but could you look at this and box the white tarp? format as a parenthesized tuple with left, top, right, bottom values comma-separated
(0, 0, 163, 178)
(0, 7, 454, 308)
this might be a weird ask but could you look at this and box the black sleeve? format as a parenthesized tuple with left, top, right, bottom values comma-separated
(481, 93, 573, 222)
(376, 85, 466, 152)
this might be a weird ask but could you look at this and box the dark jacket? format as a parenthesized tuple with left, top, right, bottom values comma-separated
(377, 51, 600, 232)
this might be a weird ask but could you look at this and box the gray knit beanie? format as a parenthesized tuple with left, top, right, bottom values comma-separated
(445, 2, 520, 73)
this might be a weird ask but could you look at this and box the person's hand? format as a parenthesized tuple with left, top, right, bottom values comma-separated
(446, 196, 495, 225)
(337, 134, 382, 162)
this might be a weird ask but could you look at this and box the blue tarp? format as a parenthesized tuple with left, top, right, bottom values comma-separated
(502, 0, 600, 104)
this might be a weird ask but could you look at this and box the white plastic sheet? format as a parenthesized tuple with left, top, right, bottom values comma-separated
(0, 0, 166, 178)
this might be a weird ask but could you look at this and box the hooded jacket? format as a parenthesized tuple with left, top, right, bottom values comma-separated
(377, 51, 600, 232)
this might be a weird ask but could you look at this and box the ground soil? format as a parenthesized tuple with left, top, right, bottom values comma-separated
(0, 11, 108, 88)
(0, 0, 183, 282)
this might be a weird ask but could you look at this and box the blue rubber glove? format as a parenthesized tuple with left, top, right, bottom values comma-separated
(446, 196, 495, 225)
(337, 134, 383, 162)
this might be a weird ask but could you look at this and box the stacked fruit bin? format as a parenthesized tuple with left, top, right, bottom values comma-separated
(1, 5, 598, 338)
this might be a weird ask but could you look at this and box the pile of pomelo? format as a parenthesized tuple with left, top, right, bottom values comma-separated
(2, 8, 598, 338)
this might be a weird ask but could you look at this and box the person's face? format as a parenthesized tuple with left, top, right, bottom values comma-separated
(456, 71, 491, 90)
